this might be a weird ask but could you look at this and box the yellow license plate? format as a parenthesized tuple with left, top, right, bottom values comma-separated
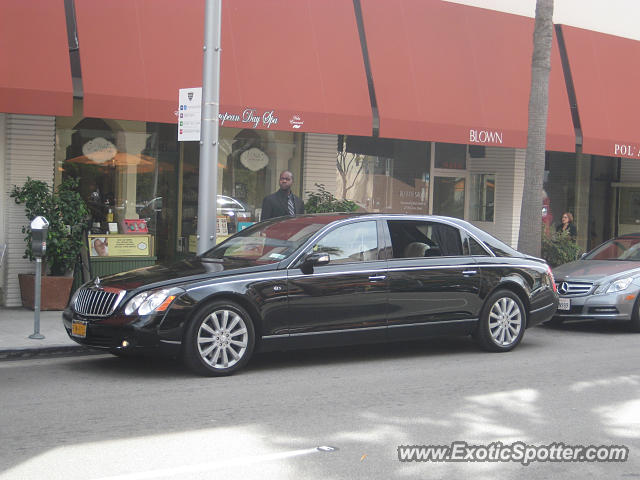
(71, 320, 87, 338)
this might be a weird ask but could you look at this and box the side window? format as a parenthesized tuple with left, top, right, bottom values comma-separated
(468, 237, 490, 256)
(387, 220, 463, 258)
(312, 221, 378, 264)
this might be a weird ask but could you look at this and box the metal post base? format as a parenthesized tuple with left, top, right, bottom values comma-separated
(29, 333, 45, 340)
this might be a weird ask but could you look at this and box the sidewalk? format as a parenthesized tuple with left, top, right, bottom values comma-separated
(0, 308, 89, 359)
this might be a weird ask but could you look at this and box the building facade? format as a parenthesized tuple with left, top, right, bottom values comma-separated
(1, 0, 638, 307)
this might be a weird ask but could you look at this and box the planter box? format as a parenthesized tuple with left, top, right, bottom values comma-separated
(18, 274, 74, 311)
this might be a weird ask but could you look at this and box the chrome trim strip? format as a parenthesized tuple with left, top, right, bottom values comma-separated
(289, 325, 387, 337)
(470, 263, 548, 273)
(388, 318, 477, 328)
(530, 302, 556, 315)
(287, 269, 387, 280)
(187, 274, 288, 292)
(386, 264, 478, 272)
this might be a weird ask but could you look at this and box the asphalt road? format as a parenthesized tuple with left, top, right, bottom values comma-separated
(1, 321, 639, 480)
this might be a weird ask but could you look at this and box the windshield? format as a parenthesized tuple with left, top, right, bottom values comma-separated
(201, 215, 349, 264)
(584, 236, 640, 261)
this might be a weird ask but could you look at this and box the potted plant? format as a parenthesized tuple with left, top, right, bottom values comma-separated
(541, 227, 583, 267)
(11, 178, 89, 310)
(304, 183, 359, 213)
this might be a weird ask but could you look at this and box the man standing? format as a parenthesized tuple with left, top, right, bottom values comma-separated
(260, 170, 305, 221)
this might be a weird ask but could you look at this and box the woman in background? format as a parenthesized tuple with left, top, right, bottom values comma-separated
(556, 212, 577, 239)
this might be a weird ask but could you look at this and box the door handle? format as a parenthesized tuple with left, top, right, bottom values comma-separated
(462, 270, 478, 276)
(368, 275, 387, 281)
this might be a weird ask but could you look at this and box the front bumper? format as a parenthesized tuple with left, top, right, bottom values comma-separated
(62, 309, 181, 356)
(553, 290, 638, 321)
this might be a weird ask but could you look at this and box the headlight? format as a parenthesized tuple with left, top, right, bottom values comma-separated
(124, 288, 183, 315)
(594, 277, 633, 294)
(124, 292, 149, 315)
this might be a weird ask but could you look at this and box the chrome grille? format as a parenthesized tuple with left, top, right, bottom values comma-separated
(555, 281, 593, 296)
(73, 287, 125, 317)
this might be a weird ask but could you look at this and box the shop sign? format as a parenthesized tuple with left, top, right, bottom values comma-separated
(614, 143, 640, 158)
(88, 234, 151, 257)
(240, 147, 269, 171)
(469, 129, 504, 145)
(82, 137, 117, 163)
(219, 108, 279, 129)
(178, 87, 202, 142)
(289, 115, 304, 129)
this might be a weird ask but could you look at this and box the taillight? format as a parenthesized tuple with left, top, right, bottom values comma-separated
(547, 265, 557, 292)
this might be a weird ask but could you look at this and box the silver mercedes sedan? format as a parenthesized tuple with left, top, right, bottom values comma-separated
(552, 233, 640, 330)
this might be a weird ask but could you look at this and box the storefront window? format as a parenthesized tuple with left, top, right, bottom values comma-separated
(434, 143, 466, 170)
(432, 177, 465, 218)
(544, 152, 576, 236)
(178, 128, 303, 254)
(470, 174, 495, 222)
(56, 101, 303, 261)
(56, 105, 178, 261)
(337, 136, 430, 214)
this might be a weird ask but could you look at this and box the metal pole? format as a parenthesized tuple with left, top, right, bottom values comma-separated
(29, 258, 44, 339)
(197, 0, 222, 254)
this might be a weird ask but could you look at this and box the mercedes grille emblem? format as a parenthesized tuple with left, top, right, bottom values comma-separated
(558, 282, 569, 295)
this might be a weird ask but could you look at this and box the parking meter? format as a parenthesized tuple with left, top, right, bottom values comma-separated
(29, 216, 48, 340)
(31, 216, 49, 258)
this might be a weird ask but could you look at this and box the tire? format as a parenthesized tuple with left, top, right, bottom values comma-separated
(475, 290, 526, 352)
(183, 301, 255, 376)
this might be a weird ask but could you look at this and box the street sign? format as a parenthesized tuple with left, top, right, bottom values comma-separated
(178, 87, 202, 141)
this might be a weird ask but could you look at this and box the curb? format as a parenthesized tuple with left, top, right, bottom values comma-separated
(0, 345, 99, 361)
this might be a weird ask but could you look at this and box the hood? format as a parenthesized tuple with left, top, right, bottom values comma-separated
(94, 257, 279, 291)
(553, 260, 640, 282)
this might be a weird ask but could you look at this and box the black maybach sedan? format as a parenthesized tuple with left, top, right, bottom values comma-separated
(63, 214, 558, 376)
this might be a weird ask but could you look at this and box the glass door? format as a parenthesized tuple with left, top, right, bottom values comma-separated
(429, 143, 468, 219)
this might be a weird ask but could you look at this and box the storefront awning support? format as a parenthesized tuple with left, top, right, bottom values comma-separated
(198, 0, 222, 254)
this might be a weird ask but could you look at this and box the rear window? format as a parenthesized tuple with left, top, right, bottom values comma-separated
(387, 220, 463, 258)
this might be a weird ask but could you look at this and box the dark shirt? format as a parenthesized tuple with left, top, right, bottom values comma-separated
(261, 189, 305, 221)
(556, 222, 577, 238)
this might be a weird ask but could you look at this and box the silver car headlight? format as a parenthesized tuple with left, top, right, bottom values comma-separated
(124, 288, 184, 315)
(124, 292, 149, 315)
(594, 277, 633, 295)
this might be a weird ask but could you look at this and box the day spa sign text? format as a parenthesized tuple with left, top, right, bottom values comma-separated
(178, 86, 304, 141)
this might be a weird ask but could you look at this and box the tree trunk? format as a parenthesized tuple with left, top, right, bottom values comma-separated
(518, 0, 554, 256)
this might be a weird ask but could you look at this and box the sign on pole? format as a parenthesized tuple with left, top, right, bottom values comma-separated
(178, 87, 202, 141)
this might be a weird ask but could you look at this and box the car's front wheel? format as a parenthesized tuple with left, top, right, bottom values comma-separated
(475, 290, 526, 352)
(183, 301, 255, 376)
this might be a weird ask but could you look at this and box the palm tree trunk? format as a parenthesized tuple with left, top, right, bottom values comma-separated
(518, 0, 554, 256)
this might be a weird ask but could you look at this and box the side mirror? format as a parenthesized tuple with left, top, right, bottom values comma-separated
(301, 252, 330, 274)
(580, 253, 587, 259)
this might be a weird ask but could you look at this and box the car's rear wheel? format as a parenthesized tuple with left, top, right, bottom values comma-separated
(476, 290, 526, 352)
(183, 301, 255, 376)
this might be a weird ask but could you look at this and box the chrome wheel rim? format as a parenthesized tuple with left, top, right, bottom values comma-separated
(488, 297, 522, 347)
(197, 309, 248, 369)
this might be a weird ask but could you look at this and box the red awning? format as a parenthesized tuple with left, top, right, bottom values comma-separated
(75, 0, 204, 124)
(0, 0, 73, 116)
(560, 25, 640, 159)
(75, 0, 372, 135)
(360, 0, 575, 152)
